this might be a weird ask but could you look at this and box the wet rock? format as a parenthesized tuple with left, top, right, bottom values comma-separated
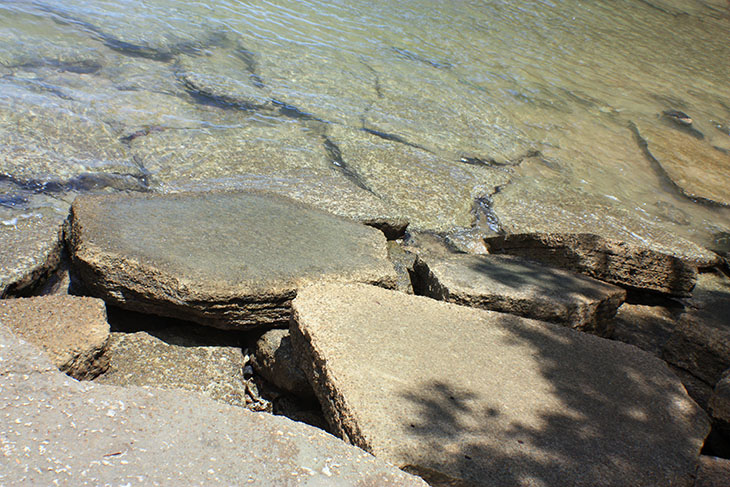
(0, 295, 109, 380)
(0, 326, 428, 487)
(94, 330, 261, 409)
(695, 456, 730, 487)
(610, 303, 681, 356)
(0, 208, 66, 297)
(68, 191, 396, 329)
(485, 232, 698, 297)
(291, 282, 709, 487)
(662, 272, 730, 384)
(634, 122, 730, 207)
(252, 329, 314, 399)
(413, 253, 625, 335)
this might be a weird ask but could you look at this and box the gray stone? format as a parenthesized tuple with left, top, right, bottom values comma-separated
(0, 208, 66, 297)
(695, 456, 730, 487)
(291, 283, 709, 487)
(709, 369, 730, 431)
(413, 253, 625, 335)
(0, 326, 428, 486)
(662, 272, 730, 385)
(253, 329, 314, 399)
(485, 232, 698, 296)
(94, 331, 261, 410)
(611, 303, 681, 356)
(0, 295, 109, 380)
(386, 241, 416, 294)
(68, 191, 397, 329)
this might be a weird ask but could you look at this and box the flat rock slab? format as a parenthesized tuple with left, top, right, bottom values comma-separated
(69, 191, 397, 329)
(0, 326, 428, 487)
(485, 233, 697, 296)
(0, 208, 66, 297)
(662, 272, 730, 385)
(0, 295, 109, 380)
(413, 253, 625, 335)
(291, 283, 709, 487)
(94, 331, 257, 409)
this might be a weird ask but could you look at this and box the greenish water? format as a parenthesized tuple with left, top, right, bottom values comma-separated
(1, 0, 729, 257)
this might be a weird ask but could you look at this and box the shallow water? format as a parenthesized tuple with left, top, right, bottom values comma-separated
(1, 0, 729, 254)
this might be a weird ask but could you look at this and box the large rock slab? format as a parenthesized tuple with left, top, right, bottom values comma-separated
(413, 253, 625, 335)
(0, 207, 66, 297)
(291, 283, 709, 487)
(94, 330, 266, 410)
(68, 191, 397, 329)
(662, 272, 730, 385)
(0, 326, 428, 486)
(485, 233, 698, 296)
(0, 295, 109, 380)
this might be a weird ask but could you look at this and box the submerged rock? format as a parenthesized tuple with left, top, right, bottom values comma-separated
(485, 232, 698, 296)
(0, 326, 428, 486)
(0, 295, 109, 380)
(413, 253, 625, 335)
(291, 283, 709, 487)
(68, 191, 396, 329)
(0, 208, 66, 297)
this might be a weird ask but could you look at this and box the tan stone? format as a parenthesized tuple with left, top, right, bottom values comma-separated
(0, 295, 109, 379)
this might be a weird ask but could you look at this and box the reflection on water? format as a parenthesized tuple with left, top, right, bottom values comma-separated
(1, 0, 729, 254)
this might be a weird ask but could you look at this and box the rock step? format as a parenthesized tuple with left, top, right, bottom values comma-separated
(413, 253, 625, 335)
(485, 232, 698, 297)
(0, 295, 109, 380)
(68, 190, 397, 330)
(291, 283, 709, 487)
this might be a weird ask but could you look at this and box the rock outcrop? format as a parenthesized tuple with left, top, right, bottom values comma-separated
(0, 325, 428, 486)
(0, 295, 109, 379)
(68, 191, 397, 329)
(291, 283, 709, 487)
(485, 232, 698, 296)
(413, 253, 625, 335)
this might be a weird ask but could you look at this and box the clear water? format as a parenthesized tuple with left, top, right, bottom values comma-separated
(1, 0, 729, 257)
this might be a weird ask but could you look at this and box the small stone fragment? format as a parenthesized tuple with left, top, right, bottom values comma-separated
(68, 191, 397, 329)
(252, 329, 314, 399)
(413, 253, 625, 335)
(0, 295, 109, 379)
(485, 232, 697, 296)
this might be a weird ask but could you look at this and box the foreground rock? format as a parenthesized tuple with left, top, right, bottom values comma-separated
(413, 253, 625, 335)
(0, 208, 66, 297)
(0, 326, 428, 486)
(253, 329, 314, 399)
(291, 283, 709, 487)
(68, 191, 397, 329)
(94, 330, 267, 410)
(485, 233, 697, 296)
(0, 295, 109, 379)
(662, 272, 730, 385)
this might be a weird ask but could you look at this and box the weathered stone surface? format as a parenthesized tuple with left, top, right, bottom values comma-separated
(635, 122, 730, 207)
(68, 191, 397, 329)
(611, 303, 681, 356)
(695, 456, 730, 487)
(94, 331, 261, 409)
(0, 208, 66, 297)
(291, 283, 709, 487)
(485, 232, 698, 296)
(386, 241, 416, 294)
(0, 326, 428, 486)
(253, 329, 314, 399)
(413, 253, 625, 335)
(662, 272, 730, 384)
(0, 295, 109, 380)
(709, 369, 730, 430)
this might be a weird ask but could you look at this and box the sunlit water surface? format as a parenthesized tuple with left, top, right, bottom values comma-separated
(1, 0, 729, 258)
